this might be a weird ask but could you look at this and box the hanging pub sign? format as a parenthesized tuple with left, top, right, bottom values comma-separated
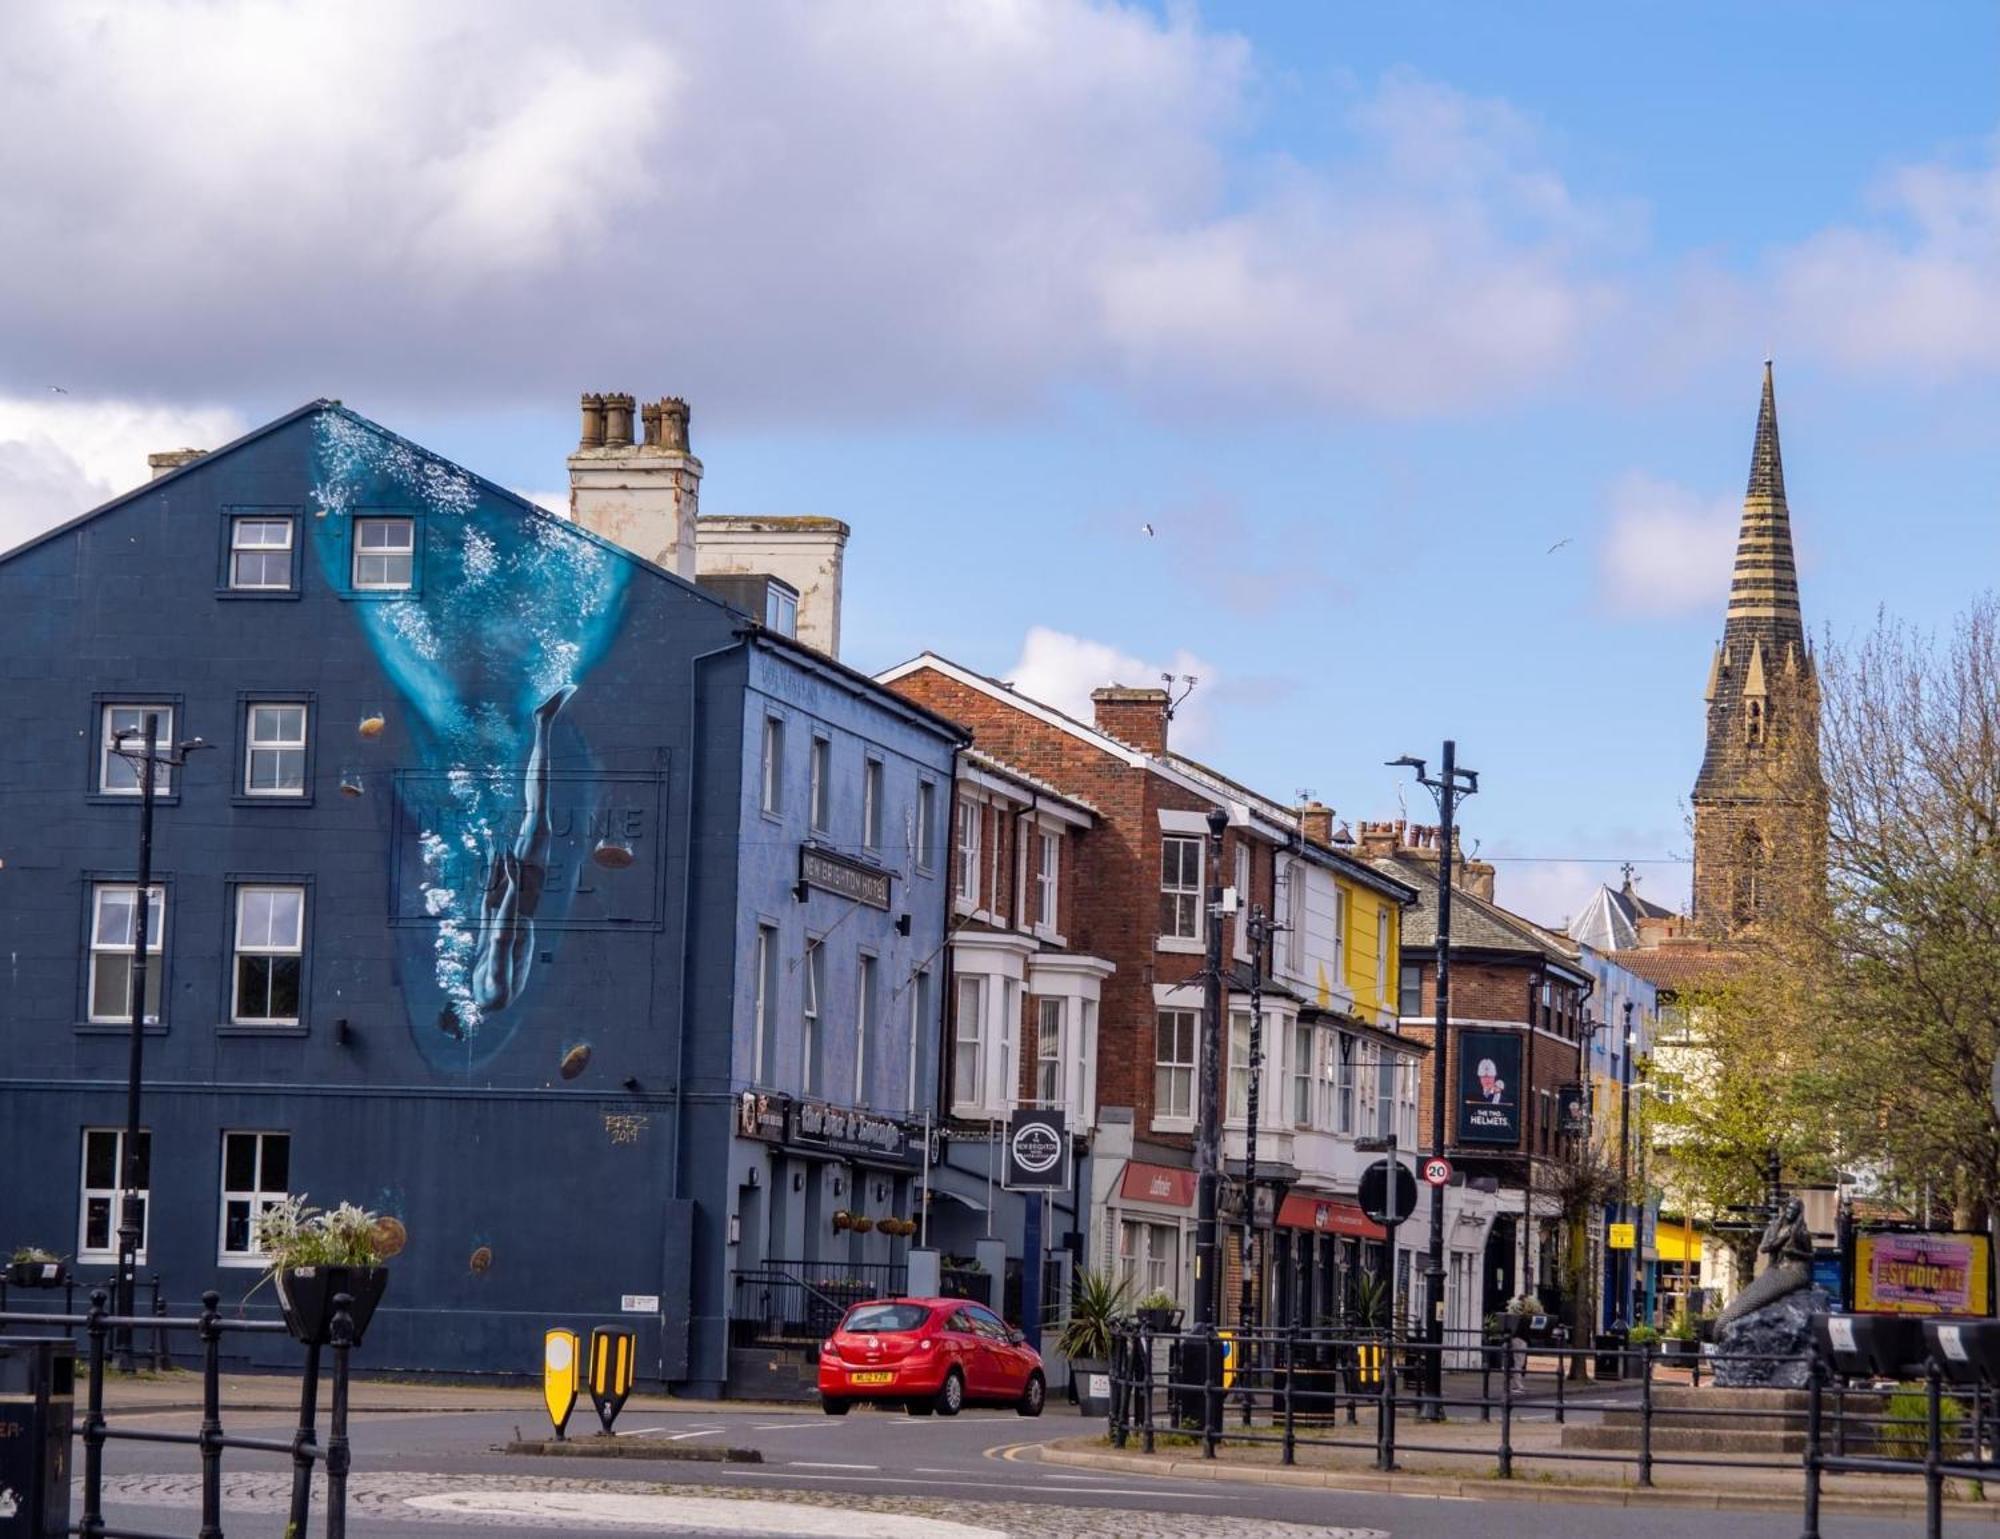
(1854, 1231, 1994, 1316)
(1557, 1083, 1588, 1136)
(1004, 1108, 1070, 1190)
(1455, 1029, 1523, 1146)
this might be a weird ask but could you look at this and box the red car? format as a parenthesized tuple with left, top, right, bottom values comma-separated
(818, 1297, 1045, 1417)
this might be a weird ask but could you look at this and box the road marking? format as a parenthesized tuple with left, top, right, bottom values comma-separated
(753, 1421, 813, 1429)
(664, 1428, 722, 1441)
(790, 1460, 879, 1470)
(613, 1425, 669, 1437)
(732, 1470, 1228, 1498)
(408, 1491, 1007, 1536)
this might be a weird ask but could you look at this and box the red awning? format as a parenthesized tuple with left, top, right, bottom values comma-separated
(1119, 1160, 1197, 1209)
(1277, 1193, 1386, 1241)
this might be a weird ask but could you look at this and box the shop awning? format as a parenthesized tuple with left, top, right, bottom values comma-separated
(1277, 1193, 1386, 1241)
(1119, 1160, 1197, 1209)
(1655, 1225, 1702, 1264)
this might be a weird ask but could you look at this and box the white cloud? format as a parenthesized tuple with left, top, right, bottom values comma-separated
(1776, 137, 2000, 380)
(0, 4, 1619, 422)
(1596, 472, 1739, 618)
(0, 397, 248, 553)
(1006, 625, 1219, 752)
(514, 490, 570, 518)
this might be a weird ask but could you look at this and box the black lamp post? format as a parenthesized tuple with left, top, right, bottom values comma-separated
(109, 716, 208, 1369)
(1618, 998, 1635, 1328)
(1388, 743, 1477, 1419)
(1237, 904, 1277, 1338)
(1191, 806, 1230, 1335)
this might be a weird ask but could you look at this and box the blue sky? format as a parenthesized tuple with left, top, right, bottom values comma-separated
(3, 1, 1995, 925)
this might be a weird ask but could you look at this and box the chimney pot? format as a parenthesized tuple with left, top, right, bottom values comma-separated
(1090, 685, 1171, 755)
(653, 397, 691, 454)
(1299, 801, 1334, 846)
(603, 392, 636, 448)
(640, 401, 661, 447)
(578, 393, 606, 450)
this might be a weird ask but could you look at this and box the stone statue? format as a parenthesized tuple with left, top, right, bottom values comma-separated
(1713, 1196, 1828, 1387)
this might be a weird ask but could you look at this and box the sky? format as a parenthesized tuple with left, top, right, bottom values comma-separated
(2, 1, 1996, 929)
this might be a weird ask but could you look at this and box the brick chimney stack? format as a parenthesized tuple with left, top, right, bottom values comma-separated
(1090, 686, 1171, 755)
(147, 448, 205, 480)
(1299, 801, 1335, 847)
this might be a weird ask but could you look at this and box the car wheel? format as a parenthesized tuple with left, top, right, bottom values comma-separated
(820, 1396, 851, 1416)
(1016, 1371, 1046, 1418)
(935, 1369, 965, 1417)
(905, 1400, 934, 1416)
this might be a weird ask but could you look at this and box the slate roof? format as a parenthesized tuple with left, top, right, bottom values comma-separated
(1376, 853, 1591, 982)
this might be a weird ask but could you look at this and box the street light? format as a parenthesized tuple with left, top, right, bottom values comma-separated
(108, 715, 209, 1369)
(1388, 741, 1478, 1420)
(1618, 999, 1636, 1329)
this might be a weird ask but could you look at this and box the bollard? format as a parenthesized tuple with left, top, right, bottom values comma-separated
(1201, 1324, 1220, 1461)
(1375, 1338, 1397, 1472)
(1497, 1336, 1515, 1479)
(1554, 1342, 1566, 1425)
(1800, 1349, 1824, 1539)
(1480, 1336, 1493, 1423)
(1140, 1330, 1156, 1456)
(1924, 1360, 1943, 1539)
(1637, 1341, 1655, 1487)
(198, 1292, 224, 1539)
(1281, 1328, 1296, 1467)
(80, 1289, 108, 1539)
(326, 1294, 354, 1539)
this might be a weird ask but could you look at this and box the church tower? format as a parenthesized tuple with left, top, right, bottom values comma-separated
(1690, 363, 1823, 936)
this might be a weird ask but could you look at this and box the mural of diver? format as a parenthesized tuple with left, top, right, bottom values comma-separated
(441, 683, 576, 1038)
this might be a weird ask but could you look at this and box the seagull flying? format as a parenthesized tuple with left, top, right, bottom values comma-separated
(48, 385, 67, 395)
(1546, 536, 1573, 554)
(1141, 523, 1155, 537)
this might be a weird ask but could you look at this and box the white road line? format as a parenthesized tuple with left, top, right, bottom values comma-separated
(664, 1428, 721, 1441)
(613, 1426, 669, 1437)
(739, 1471, 1227, 1497)
(790, 1460, 879, 1470)
(752, 1421, 812, 1429)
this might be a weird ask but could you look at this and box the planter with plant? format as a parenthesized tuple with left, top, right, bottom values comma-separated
(8, 1247, 66, 1288)
(1057, 1269, 1130, 1414)
(1134, 1288, 1182, 1332)
(252, 1197, 398, 1347)
(1665, 1312, 1699, 1360)
(1625, 1323, 1660, 1354)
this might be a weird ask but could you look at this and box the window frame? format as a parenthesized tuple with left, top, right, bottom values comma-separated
(1034, 830, 1059, 934)
(915, 781, 938, 872)
(1291, 1020, 1313, 1127)
(906, 967, 930, 1113)
(952, 974, 986, 1112)
(1154, 1008, 1196, 1124)
(350, 515, 416, 592)
(1034, 995, 1064, 1110)
(230, 883, 307, 1028)
(862, 756, 885, 853)
(801, 940, 825, 1097)
(224, 512, 300, 595)
(808, 733, 831, 834)
(753, 924, 779, 1085)
(87, 883, 166, 1026)
(218, 1130, 292, 1266)
(78, 1127, 151, 1264)
(761, 715, 786, 818)
(766, 584, 799, 637)
(1158, 835, 1202, 942)
(97, 703, 177, 798)
(954, 799, 982, 907)
(242, 701, 310, 799)
(856, 951, 878, 1104)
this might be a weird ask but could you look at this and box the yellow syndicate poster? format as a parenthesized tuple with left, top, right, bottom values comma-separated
(1854, 1232, 1993, 1316)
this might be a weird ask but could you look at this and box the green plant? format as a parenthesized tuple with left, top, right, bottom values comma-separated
(1626, 1324, 1660, 1346)
(1349, 1270, 1391, 1328)
(1135, 1289, 1177, 1313)
(1482, 1312, 1508, 1341)
(10, 1246, 59, 1265)
(252, 1197, 391, 1270)
(1667, 1311, 1698, 1342)
(1882, 1386, 1964, 1460)
(1057, 1270, 1131, 1361)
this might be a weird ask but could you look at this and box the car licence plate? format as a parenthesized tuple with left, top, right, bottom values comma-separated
(849, 1371, 894, 1385)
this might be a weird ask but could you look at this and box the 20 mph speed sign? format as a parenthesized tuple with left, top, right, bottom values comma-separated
(1422, 1157, 1453, 1187)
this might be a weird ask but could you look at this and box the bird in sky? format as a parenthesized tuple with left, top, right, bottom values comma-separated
(1141, 522, 1155, 537)
(48, 385, 67, 394)
(1546, 536, 1572, 554)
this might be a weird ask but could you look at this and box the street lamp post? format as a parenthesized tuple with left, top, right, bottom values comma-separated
(1389, 743, 1477, 1419)
(1239, 905, 1273, 1339)
(109, 716, 208, 1371)
(1618, 998, 1635, 1329)
(1191, 806, 1230, 1336)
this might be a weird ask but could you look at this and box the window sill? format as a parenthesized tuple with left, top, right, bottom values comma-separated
(213, 587, 303, 602)
(231, 793, 316, 810)
(215, 1256, 270, 1270)
(75, 1022, 167, 1036)
(87, 792, 182, 809)
(1150, 1116, 1195, 1135)
(1154, 936, 1204, 955)
(217, 1023, 309, 1038)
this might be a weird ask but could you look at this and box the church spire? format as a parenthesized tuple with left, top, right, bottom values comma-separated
(1726, 360, 1802, 629)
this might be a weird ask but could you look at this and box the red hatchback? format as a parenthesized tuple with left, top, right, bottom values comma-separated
(818, 1297, 1045, 1417)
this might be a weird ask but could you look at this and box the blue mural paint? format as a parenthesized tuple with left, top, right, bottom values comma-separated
(307, 412, 630, 1070)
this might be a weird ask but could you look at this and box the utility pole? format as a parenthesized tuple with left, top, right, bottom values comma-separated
(1618, 997, 1635, 1328)
(108, 716, 208, 1371)
(1389, 742, 1477, 1419)
(1191, 806, 1230, 1335)
(1239, 905, 1271, 1338)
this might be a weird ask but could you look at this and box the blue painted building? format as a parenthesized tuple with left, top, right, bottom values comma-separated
(0, 401, 961, 1395)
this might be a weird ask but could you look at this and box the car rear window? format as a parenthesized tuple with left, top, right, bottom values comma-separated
(842, 1303, 932, 1334)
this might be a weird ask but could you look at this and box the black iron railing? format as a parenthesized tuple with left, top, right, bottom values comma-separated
(730, 1261, 910, 1346)
(0, 1286, 360, 1538)
(0, 1272, 172, 1371)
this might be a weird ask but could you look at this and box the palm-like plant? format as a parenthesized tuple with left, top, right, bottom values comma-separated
(1057, 1269, 1132, 1362)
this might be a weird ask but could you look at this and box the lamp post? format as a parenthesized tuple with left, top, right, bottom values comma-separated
(1618, 998, 1635, 1329)
(108, 716, 208, 1370)
(1238, 905, 1275, 1338)
(1388, 743, 1477, 1419)
(1191, 806, 1230, 1336)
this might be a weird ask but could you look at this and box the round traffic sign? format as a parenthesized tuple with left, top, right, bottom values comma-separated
(1422, 1157, 1452, 1187)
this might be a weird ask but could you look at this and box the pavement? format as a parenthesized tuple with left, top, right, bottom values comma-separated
(71, 1371, 1997, 1537)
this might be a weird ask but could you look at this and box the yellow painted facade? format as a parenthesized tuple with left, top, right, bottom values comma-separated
(1340, 881, 1403, 1027)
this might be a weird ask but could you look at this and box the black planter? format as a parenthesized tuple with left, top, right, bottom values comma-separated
(276, 1265, 389, 1346)
(8, 1260, 65, 1288)
(1665, 1337, 1699, 1362)
(1137, 1306, 1182, 1333)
